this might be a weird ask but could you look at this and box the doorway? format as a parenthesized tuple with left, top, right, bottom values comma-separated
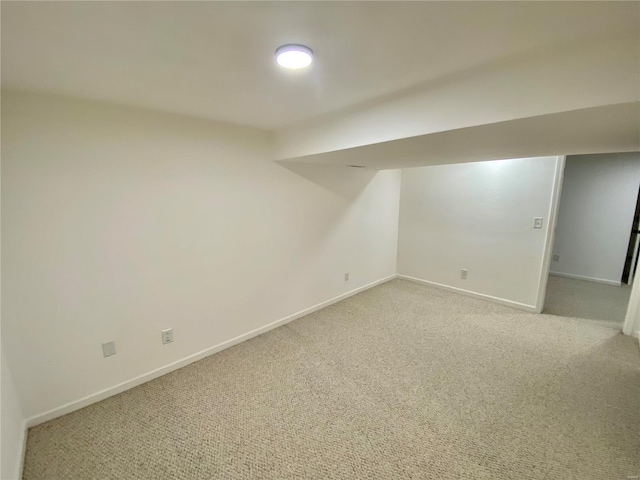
(543, 152, 640, 329)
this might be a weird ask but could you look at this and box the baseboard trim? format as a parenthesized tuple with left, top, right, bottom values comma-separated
(24, 274, 397, 429)
(397, 275, 537, 313)
(549, 271, 622, 286)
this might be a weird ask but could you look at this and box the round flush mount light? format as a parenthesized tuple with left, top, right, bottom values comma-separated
(275, 44, 313, 70)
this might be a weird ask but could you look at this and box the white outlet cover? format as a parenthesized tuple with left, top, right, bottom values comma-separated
(162, 328, 173, 344)
(102, 341, 116, 358)
(533, 217, 544, 229)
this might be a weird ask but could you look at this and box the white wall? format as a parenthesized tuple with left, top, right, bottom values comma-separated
(397, 157, 562, 310)
(1, 131, 26, 480)
(1, 90, 401, 421)
(551, 153, 640, 285)
(1, 347, 25, 480)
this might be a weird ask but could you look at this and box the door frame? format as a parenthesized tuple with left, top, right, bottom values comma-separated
(535, 155, 567, 313)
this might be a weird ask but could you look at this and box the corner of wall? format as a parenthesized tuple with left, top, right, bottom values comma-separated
(1, 347, 28, 480)
(534, 155, 567, 313)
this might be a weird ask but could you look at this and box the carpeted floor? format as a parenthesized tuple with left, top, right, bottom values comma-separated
(23, 279, 640, 480)
(544, 274, 631, 328)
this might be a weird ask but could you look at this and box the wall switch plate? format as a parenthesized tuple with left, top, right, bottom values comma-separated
(533, 217, 544, 229)
(162, 328, 173, 345)
(344, 272, 349, 281)
(461, 269, 468, 280)
(553, 254, 560, 262)
(102, 341, 116, 358)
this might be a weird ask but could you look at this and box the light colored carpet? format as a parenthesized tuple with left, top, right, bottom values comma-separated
(544, 274, 631, 328)
(23, 279, 640, 480)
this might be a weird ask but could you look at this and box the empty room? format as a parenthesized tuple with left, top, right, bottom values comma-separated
(1, 2, 639, 479)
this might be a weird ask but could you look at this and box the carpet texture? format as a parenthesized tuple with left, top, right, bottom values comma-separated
(23, 279, 640, 480)
(544, 274, 631, 328)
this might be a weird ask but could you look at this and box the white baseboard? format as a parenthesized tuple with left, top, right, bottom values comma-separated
(25, 274, 397, 429)
(397, 275, 537, 313)
(549, 271, 622, 286)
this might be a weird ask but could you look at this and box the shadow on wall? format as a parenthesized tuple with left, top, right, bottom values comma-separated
(276, 161, 378, 199)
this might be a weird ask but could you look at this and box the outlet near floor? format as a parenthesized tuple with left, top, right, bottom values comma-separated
(161, 328, 173, 345)
(101, 341, 116, 358)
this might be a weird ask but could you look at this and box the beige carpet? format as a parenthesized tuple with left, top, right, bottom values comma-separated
(544, 274, 631, 328)
(23, 279, 640, 480)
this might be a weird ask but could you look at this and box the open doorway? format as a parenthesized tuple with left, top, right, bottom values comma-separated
(543, 152, 640, 329)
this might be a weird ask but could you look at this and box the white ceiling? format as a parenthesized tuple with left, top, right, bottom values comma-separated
(2, 1, 638, 129)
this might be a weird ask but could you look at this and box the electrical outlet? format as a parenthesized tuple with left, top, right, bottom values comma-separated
(461, 269, 468, 280)
(344, 272, 349, 281)
(102, 341, 116, 358)
(162, 328, 173, 345)
(553, 254, 560, 262)
(533, 217, 544, 229)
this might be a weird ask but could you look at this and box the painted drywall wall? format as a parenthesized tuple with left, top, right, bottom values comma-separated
(551, 153, 640, 285)
(275, 34, 639, 160)
(1, 347, 25, 480)
(0, 133, 25, 480)
(397, 157, 562, 310)
(1, 90, 401, 420)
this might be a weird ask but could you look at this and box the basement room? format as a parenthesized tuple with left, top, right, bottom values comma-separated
(1, 1, 639, 479)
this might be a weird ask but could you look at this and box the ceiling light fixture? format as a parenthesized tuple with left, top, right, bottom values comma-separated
(275, 44, 313, 70)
